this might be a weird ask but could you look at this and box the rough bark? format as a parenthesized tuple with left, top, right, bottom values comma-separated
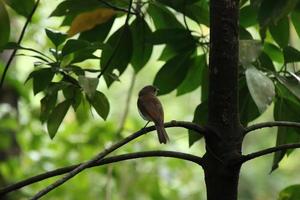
(204, 0, 243, 199)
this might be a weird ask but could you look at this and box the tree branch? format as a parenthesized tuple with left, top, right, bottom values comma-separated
(244, 121, 300, 135)
(0, 0, 40, 89)
(98, 0, 137, 15)
(0, 150, 202, 196)
(240, 143, 300, 164)
(29, 120, 206, 199)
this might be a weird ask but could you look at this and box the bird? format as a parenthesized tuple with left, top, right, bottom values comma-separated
(137, 85, 169, 144)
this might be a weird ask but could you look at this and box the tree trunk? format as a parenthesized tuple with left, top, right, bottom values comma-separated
(205, 0, 243, 199)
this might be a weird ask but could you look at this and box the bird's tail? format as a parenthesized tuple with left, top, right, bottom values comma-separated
(155, 122, 169, 144)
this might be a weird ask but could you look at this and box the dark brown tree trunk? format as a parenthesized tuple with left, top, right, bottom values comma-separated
(204, 0, 243, 199)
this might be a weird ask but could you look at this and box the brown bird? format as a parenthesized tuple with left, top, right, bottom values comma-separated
(137, 85, 169, 144)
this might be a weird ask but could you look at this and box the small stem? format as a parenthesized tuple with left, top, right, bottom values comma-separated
(240, 143, 300, 164)
(244, 121, 300, 135)
(0, 0, 40, 88)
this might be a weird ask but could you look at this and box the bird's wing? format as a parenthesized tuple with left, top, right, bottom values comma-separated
(138, 95, 164, 123)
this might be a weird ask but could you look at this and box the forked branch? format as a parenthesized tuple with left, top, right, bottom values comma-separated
(29, 120, 206, 199)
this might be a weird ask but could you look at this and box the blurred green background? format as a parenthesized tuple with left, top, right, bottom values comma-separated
(1, 1, 300, 199)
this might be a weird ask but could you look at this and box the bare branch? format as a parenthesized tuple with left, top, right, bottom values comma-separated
(244, 121, 300, 135)
(0, 150, 202, 196)
(29, 120, 206, 199)
(0, 0, 40, 88)
(240, 143, 300, 164)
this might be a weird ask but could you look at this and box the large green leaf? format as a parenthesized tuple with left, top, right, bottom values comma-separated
(258, 52, 275, 71)
(240, 5, 257, 28)
(263, 43, 284, 64)
(258, 0, 298, 28)
(62, 39, 91, 56)
(101, 25, 132, 87)
(130, 16, 153, 73)
(276, 76, 300, 101)
(40, 87, 58, 123)
(272, 86, 300, 171)
(0, 1, 10, 49)
(283, 46, 300, 63)
(4, 0, 34, 17)
(239, 77, 260, 126)
(278, 185, 300, 200)
(177, 54, 206, 96)
(148, 28, 194, 45)
(79, 18, 114, 43)
(153, 51, 194, 95)
(26, 68, 55, 95)
(189, 101, 208, 147)
(147, 3, 183, 29)
(88, 91, 110, 120)
(45, 29, 67, 47)
(269, 17, 289, 48)
(245, 66, 275, 113)
(291, 11, 300, 38)
(78, 75, 99, 98)
(47, 100, 71, 139)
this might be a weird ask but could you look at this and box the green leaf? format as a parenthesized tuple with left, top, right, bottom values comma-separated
(245, 66, 275, 113)
(0, 1, 10, 49)
(4, 0, 34, 17)
(61, 39, 90, 56)
(148, 28, 194, 45)
(258, 52, 275, 71)
(130, 16, 153, 73)
(147, 3, 183, 29)
(278, 184, 300, 200)
(47, 100, 71, 139)
(258, 0, 298, 28)
(27, 68, 55, 95)
(189, 101, 207, 147)
(283, 46, 300, 63)
(40, 89, 58, 123)
(239, 26, 253, 40)
(240, 5, 257, 28)
(272, 87, 300, 171)
(78, 75, 99, 98)
(153, 51, 194, 95)
(239, 40, 262, 65)
(239, 77, 260, 125)
(177, 54, 206, 96)
(88, 91, 110, 120)
(277, 76, 300, 101)
(269, 17, 289, 48)
(263, 43, 284, 64)
(101, 25, 132, 87)
(291, 11, 300, 38)
(45, 29, 67, 47)
(79, 18, 114, 43)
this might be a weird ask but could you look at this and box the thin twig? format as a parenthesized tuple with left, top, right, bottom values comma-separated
(0, 150, 202, 196)
(244, 121, 300, 135)
(98, 0, 133, 78)
(30, 120, 206, 199)
(0, 0, 40, 88)
(240, 143, 300, 164)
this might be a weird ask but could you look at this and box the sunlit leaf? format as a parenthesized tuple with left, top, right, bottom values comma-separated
(47, 100, 71, 139)
(78, 75, 99, 98)
(245, 66, 275, 113)
(67, 8, 116, 37)
(240, 5, 257, 28)
(263, 43, 284, 64)
(239, 40, 262, 65)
